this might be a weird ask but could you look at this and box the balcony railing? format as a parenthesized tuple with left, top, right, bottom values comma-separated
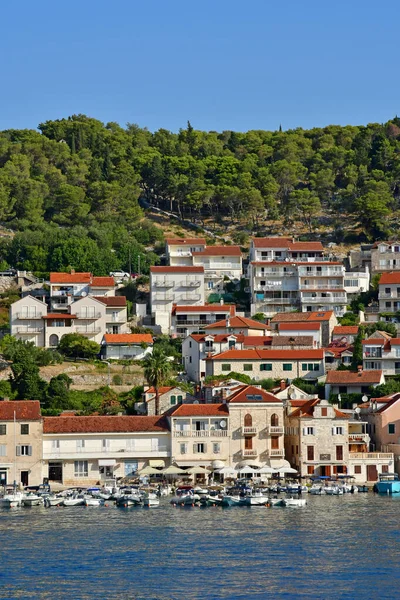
(75, 327, 101, 335)
(76, 312, 102, 320)
(267, 426, 284, 435)
(242, 449, 258, 457)
(180, 280, 201, 288)
(299, 284, 343, 290)
(15, 327, 42, 334)
(153, 280, 174, 288)
(301, 295, 347, 303)
(16, 313, 44, 319)
(379, 292, 400, 299)
(52, 302, 70, 310)
(173, 430, 228, 437)
(364, 351, 382, 358)
(349, 452, 393, 460)
(298, 269, 343, 277)
(255, 269, 296, 277)
(153, 293, 173, 301)
(169, 251, 192, 257)
(268, 449, 285, 457)
(348, 434, 370, 443)
(182, 293, 201, 301)
(242, 426, 257, 435)
(176, 319, 215, 326)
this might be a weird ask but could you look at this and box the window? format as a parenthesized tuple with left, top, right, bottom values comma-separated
(189, 341, 192, 348)
(170, 395, 176, 405)
(303, 427, 315, 436)
(221, 364, 231, 372)
(74, 461, 88, 477)
(243, 364, 253, 372)
(180, 443, 188, 455)
(271, 436, 279, 449)
(388, 423, 396, 435)
(213, 443, 220, 454)
(302, 363, 308, 371)
(194, 443, 206, 453)
(207, 282, 214, 289)
(386, 302, 391, 309)
(296, 445, 299, 455)
(382, 464, 389, 473)
(336, 446, 343, 461)
(333, 426, 344, 435)
(228, 340, 236, 349)
(0, 424, 6, 435)
(177, 395, 183, 404)
(260, 363, 272, 371)
(344, 279, 359, 287)
(307, 446, 314, 461)
(385, 287, 391, 294)
(102, 439, 110, 451)
(244, 414, 252, 427)
(283, 364, 292, 372)
(20, 424, 29, 435)
(76, 439, 85, 451)
(321, 408, 328, 417)
(339, 386, 347, 394)
(0, 444, 6, 456)
(291, 445, 294, 455)
(51, 440, 60, 450)
(354, 465, 362, 474)
(16, 445, 32, 456)
(271, 414, 279, 427)
(307, 466, 314, 475)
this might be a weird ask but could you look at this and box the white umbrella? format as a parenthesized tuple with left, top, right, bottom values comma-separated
(138, 466, 160, 475)
(217, 466, 236, 476)
(161, 465, 186, 475)
(187, 466, 209, 475)
(258, 466, 276, 475)
(274, 467, 298, 474)
(238, 466, 258, 475)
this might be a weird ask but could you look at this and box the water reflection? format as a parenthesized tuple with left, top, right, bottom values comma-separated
(1, 495, 400, 598)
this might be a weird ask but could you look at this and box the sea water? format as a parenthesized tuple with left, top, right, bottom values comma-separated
(0, 494, 399, 599)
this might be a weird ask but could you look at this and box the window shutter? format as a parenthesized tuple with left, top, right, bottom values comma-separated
(303, 428, 307, 436)
(16, 445, 21, 456)
(204, 443, 207, 453)
(28, 446, 32, 456)
(193, 444, 197, 453)
(332, 427, 335, 435)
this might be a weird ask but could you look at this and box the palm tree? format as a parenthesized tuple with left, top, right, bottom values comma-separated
(143, 347, 171, 415)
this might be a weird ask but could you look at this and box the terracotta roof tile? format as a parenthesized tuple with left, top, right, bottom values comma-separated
(172, 304, 236, 315)
(204, 316, 270, 330)
(151, 266, 204, 273)
(252, 237, 292, 248)
(271, 311, 334, 323)
(166, 238, 206, 246)
(379, 272, 400, 284)
(326, 370, 383, 384)
(192, 246, 241, 257)
(43, 415, 169, 433)
(242, 336, 272, 347)
(50, 272, 91, 284)
(90, 277, 115, 287)
(145, 386, 175, 395)
(103, 334, 153, 344)
(208, 349, 324, 360)
(278, 322, 321, 331)
(333, 326, 359, 335)
(228, 385, 282, 404)
(42, 313, 76, 319)
(0, 400, 41, 421)
(170, 403, 229, 417)
(271, 336, 314, 347)
(287, 241, 324, 251)
(93, 296, 127, 306)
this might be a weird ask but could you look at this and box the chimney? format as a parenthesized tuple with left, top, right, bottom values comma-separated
(226, 317, 230, 328)
(357, 365, 363, 373)
(1, 397, 9, 402)
(220, 298, 224, 305)
(332, 403, 338, 409)
(70, 268, 75, 274)
(221, 388, 228, 400)
(280, 379, 286, 391)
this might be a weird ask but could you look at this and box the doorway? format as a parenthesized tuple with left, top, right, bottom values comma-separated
(0, 470, 7, 486)
(320, 465, 331, 477)
(367, 464, 378, 481)
(21, 471, 29, 487)
(48, 462, 63, 482)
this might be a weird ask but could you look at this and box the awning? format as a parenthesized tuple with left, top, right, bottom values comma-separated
(211, 460, 225, 469)
(265, 459, 290, 470)
(237, 460, 262, 468)
(98, 459, 116, 467)
(149, 460, 165, 468)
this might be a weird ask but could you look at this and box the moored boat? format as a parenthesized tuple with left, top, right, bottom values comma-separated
(283, 497, 307, 507)
(22, 492, 43, 507)
(376, 473, 400, 494)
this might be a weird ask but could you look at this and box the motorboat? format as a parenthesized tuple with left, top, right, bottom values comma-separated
(286, 484, 308, 494)
(324, 485, 343, 496)
(376, 473, 400, 494)
(309, 485, 325, 495)
(0, 490, 23, 508)
(170, 486, 199, 506)
(283, 497, 307, 507)
(248, 492, 269, 506)
(22, 493, 43, 507)
(84, 496, 102, 507)
(267, 497, 285, 507)
(44, 495, 64, 507)
(116, 491, 142, 507)
(143, 493, 160, 507)
(64, 494, 85, 507)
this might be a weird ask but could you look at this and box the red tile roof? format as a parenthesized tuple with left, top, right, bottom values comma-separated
(376, 395, 400, 413)
(151, 266, 204, 273)
(50, 272, 91, 284)
(42, 313, 76, 319)
(333, 326, 359, 335)
(192, 246, 241, 256)
(326, 370, 383, 384)
(289, 398, 349, 419)
(252, 237, 292, 248)
(243, 336, 273, 347)
(390, 339, 400, 345)
(208, 349, 324, 360)
(103, 334, 153, 344)
(90, 277, 115, 287)
(43, 415, 169, 433)
(145, 386, 176, 395)
(204, 316, 270, 330)
(324, 344, 353, 358)
(362, 339, 386, 345)
(271, 336, 314, 347)
(172, 304, 236, 315)
(170, 403, 229, 417)
(278, 322, 321, 331)
(379, 272, 400, 284)
(166, 238, 206, 246)
(93, 296, 127, 306)
(228, 385, 282, 404)
(0, 400, 41, 421)
(271, 311, 334, 323)
(190, 333, 245, 343)
(287, 241, 324, 251)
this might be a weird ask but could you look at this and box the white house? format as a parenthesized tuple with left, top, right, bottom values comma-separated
(101, 333, 153, 360)
(165, 238, 206, 267)
(49, 271, 115, 311)
(192, 246, 242, 299)
(171, 304, 236, 338)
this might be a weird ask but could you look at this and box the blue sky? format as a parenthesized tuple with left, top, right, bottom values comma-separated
(1, 0, 398, 133)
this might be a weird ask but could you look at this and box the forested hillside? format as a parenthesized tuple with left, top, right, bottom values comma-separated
(1, 114, 400, 274)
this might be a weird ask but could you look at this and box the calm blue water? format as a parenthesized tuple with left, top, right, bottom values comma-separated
(0, 494, 399, 599)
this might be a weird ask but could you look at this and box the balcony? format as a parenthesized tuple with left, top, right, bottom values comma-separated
(16, 312, 44, 319)
(153, 293, 173, 302)
(242, 449, 258, 457)
(76, 312, 102, 320)
(75, 327, 101, 335)
(267, 426, 284, 435)
(300, 295, 347, 303)
(379, 292, 400, 299)
(204, 262, 237, 270)
(173, 429, 228, 437)
(255, 269, 296, 277)
(364, 351, 382, 358)
(298, 268, 343, 277)
(44, 447, 169, 460)
(176, 319, 214, 326)
(51, 290, 71, 297)
(349, 452, 393, 460)
(242, 426, 257, 435)
(106, 316, 125, 323)
(52, 302, 70, 310)
(15, 327, 42, 335)
(169, 251, 192, 257)
(182, 293, 201, 301)
(180, 280, 201, 288)
(267, 449, 285, 457)
(153, 280, 174, 288)
(299, 284, 343, 290)
(348, 434, 370, 443)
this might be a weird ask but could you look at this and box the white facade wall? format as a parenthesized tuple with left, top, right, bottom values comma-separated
(207, 357, 325, 381)
(379, 283, 400, 314)
(344, 270, 370, 295)
(10, 295, 47, 347)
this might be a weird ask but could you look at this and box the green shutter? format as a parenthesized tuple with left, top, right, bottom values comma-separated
(302, 364, 307, 371)
(283, 364, 292, 371)
(243, 364, 253, 371)
(170, 395, 176, 405)
(221, 364, 231, 371)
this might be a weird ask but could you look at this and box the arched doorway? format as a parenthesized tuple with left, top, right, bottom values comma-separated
(271, 414, 279, 427)
(244, 414, 252, 427)
(49, 334, 59, 347)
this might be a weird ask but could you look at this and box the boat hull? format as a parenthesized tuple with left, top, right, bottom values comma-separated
(376, 481, 400, 494)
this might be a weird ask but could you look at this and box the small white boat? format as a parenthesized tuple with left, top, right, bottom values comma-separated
(309, 485, 325, 495)
(248, 493, 269, 506)
(283, 497, 307, 507)
(143, 493, 160, 507)
(267, 497, 285, 507)
(84, 496, 101, 507)
(22, 493, 43, 507)
(0, 491, 23, 508)
(64, 495, 85, 507)
(325, 485, 343, 496)
(44, 495, 64, 507)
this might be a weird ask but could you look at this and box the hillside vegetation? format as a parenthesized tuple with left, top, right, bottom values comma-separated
(1, 115, 400, 274)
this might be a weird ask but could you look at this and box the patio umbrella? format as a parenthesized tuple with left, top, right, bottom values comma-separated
(138, 466, 160, 475)
(187, 466, 209, 475)
(161, 465, 186, 475)
(238, 466, 258, 475)
(217, 466, 236, 476)
(274, 467, 298, 474)
(258, 466, 276, 475)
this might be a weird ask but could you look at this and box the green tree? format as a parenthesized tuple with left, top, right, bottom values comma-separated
(58, 333, 100, 359)
(351, 328, 365, 370)
(143, 347, 172, 415)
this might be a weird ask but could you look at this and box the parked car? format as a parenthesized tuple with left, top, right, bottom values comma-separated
(109, 270, 130, 280)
